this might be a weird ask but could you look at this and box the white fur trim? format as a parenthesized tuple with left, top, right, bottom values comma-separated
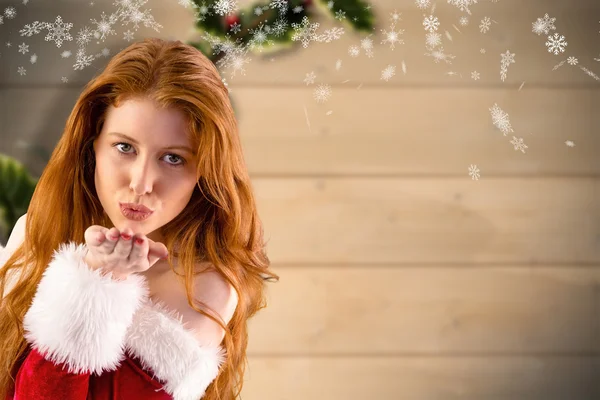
(125, 299, 227, 400)
(22, 241, 150, 375)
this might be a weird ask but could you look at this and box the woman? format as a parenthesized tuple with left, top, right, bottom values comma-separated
(0, 37, 279, 400)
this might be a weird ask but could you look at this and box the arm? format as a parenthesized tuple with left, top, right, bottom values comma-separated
(11, 241, 149, 399)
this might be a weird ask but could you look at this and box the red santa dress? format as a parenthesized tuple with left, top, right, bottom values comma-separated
(0, 241, 226, 400)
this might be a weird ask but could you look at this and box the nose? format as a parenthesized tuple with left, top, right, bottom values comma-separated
(128, 156, 155, 196)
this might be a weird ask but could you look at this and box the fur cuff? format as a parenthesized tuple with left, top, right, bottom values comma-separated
(126, 300, 227, 400)
(22, 241, 150, 375)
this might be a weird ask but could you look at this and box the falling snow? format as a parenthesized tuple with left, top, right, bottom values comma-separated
(489, 103, 513, 135)
(545, 33, 567, 55)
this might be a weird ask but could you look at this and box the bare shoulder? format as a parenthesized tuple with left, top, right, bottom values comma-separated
(4, 213, 27, 253)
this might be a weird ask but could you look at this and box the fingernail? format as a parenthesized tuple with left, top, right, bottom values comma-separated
(134, 237, 144, 245)
(121, 233, 131, 240)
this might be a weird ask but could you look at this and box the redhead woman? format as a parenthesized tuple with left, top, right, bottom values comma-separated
(0, 37, 278, 400)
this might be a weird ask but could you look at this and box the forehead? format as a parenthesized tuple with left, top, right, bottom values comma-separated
(101, 98, 193, 145)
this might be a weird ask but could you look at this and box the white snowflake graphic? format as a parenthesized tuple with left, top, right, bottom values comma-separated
(123, 29, 135, 42)
(348, 44, 360, 57)
(319, 27, 344, 43)
(4, 6, 16, 19)
(447, 0, 478, 15)
(229, 21, 241, 34)
(425, 32, 442, 49)
(567, 56, 578, 66)
(61, 76, 69, 83)
(381, 24, 404, 50)
(360, 36, 375, 58)
(389, 10, 402, 24)
(471, 71, 480, 80)
(17, 66, 26, 76)
(500, 50, 515, 81)
(213, 0, 238, 16)
(510, 136, 528, 153)
(20, 21, 48, 37)
(18, 43, 29, 54)
(76, 26, 94, 47)
(423, 15, 439, 32)
(415, 0, 431, 10)
(304, 71, 316, 85)
(90, 12, 117, 41)
(291, 16, 320, 48)
(313, 83, 332, 103)
(381, 65, 396, 81)
(44, 15, 73, 48)
(468, 164, 480, 180)
(248, 23, 273, 52)
(425, 47, 455, 64)
(545, 33, 567, 55)
(489, 103, 513, 135)
(565, 140, 575, 147)
(459, 16, 469, 26)
(532, 13, 556, 35)
(30, 53, 37, 64)
(479, 17, 491, 33)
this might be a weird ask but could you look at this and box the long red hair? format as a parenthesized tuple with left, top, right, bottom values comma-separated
(0, 37, 279, 399)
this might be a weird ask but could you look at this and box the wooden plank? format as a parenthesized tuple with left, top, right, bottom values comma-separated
(1, 87, 597, 177)
(240, 356, 598, 400)
(0, 0, 597, 86)
(253, 177, 600, 264)
(247, 266, 600, 354)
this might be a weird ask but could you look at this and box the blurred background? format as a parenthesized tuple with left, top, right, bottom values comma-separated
(0, 0, 599, 398)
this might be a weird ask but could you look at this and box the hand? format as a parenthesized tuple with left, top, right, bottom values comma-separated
(83, 225, 169, 280)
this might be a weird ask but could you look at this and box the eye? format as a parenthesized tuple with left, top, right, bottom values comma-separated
(112, 142, 186, 167)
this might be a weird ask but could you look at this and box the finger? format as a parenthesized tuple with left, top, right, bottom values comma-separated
(129, 234, 149, 269)
(113, 228, 134, 258)
(148, 241, 169, 260)
(84, 225, 108, 248)
(101, 227, 121, 253)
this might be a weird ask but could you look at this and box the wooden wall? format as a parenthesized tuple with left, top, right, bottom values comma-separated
(0, 0, 598, 398)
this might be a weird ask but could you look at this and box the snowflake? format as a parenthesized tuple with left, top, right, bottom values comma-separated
(61, 50, 72, 58)
(401, 60, 407, 75)
(213, 0, 238, 16)
(415, 0, 431, 10)
(532, 13, 555, 35)
(73, 50, 95, 70)
(381, 65, 396, 81)
(270, 18, 288, 37)
(17, 66, 26, 76)
(270, 0, 288, 14)
(381, 25, 404, 50)
(30, 53, 37, 64)
(61, 76, 69, 83)
(489, 103, 513, 135)
(116, 0, 162, 32)
(313, 84, 332, 103)
(91, 12, 117, 41)
(4, 6, 16, 19)
(292, 5, 303, 13)
(546, 33, 567, 55)
(479, 17, 491, 33)
(567, 56, 578, 66)
(319, 27, 344, 43)
(580, 66, 600, 81)
(304, 71, 316, 85)
(291, 16, 320, 48)
(480, 48, 486, 54)
(425, 32, 442, 48)
(447, 0, 478, 15)
(348, 45, 360, 57)
(468, 164, 480, 180)
(423, 15, 439, 32)
(500, 50, 515, 81)
(360, 36, 375, 57)
(459, 16, 469, 26)
(471, 71, 480, 80)
(510, 136, 528, 153)
(248, 23, 273, 52)
(18, 43, 29, 54)
(192, 1, 211, 21)
(229, 21, 241, 34)
(389, 10, 402, 24)
(76, 26, 94, 47)
(123, 29, 135, 41)
(20, 21, 48, 37)
(425, 47, 455, 64)
(565, 140, 575, 147)
(334, 10, 346, 21)
(335, 59, 342, 70)
(44, 15, 73, 48)
(254, 6, 264, 16)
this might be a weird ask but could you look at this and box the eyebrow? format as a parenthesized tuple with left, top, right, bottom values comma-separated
(108, 132, 194, 154)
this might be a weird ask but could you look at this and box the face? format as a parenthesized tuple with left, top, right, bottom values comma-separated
(92, 97, 197, 244)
